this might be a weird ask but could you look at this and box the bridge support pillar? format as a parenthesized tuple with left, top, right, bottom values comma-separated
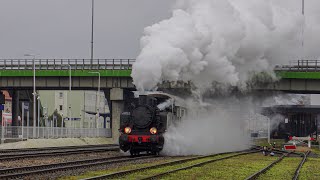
(11, 90, 20, 127)
(110, 88, 124, 144)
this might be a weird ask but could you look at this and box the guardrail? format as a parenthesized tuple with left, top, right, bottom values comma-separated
(0, 59, 135, 70)
(275, 60, 320, 71)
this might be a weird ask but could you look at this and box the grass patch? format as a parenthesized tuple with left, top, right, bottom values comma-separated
(59, 157, 187, 180)
(161, 153, 277, 180)
(123, 153, 237, 179)
(300, 158, 320, 180)
(311, 148, 320, 155)
(257, 157, 302, 180)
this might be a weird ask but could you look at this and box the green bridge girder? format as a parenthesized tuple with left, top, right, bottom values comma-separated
(0, 69, 318, 79)
(276, 71, 320, 79)
(1, 68, 319, 80)
(0, 69, 132, 77)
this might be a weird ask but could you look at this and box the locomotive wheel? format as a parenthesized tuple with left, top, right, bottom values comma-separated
(130, 150, 140, 156)
(130, 150, 135, 156)
(151, 151, 159, 156)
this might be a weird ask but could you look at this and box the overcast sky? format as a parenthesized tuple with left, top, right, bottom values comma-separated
(0, 0, 173, 59)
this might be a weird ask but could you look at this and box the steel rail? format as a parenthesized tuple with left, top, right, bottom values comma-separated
(245, 153, 288, 180)
(139, 151, 259, 180)
(253, 145, 302, 156)
(292, 151, 310, 180)
(0, 146, 119, 161)
(0, 155, 155, 179)
(81, 150, 260, 180)
(0, 144, 117, 153)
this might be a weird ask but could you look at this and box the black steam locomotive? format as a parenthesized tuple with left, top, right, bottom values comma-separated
(119, 93, 186, 156)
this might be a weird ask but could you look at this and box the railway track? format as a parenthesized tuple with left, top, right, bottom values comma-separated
(0, 145, 119, 161)
(81, 149, 260, 180)
(293, 151, 310, 180)
(245, 153, 288, 180)
(0, 144, 116, 153)
(245, 151, 310, 180)
(0, 154, 155, 179)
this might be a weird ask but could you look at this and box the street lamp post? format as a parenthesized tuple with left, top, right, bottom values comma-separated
(37, 96, 40, 138)
(88, 72, 100, 137)
(24, 54, 37, 138)
(61, 64, 72, 137)
(61, 112, 64, 137)
(67, 64, 72, 137)
(43, 107, 46, 138)
(267, 117, 270, 144)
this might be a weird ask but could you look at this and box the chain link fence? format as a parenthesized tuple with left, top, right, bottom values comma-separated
(0, 126, 111, 140)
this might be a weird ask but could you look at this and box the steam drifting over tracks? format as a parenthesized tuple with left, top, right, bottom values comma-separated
(0, 155, 155, 179)
(81, 150, 260, 180)
(0, 145, 119, 161)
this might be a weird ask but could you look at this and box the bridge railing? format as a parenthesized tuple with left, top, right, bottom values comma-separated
(0, 59, 135, 70)
(275, 60, 320, 71)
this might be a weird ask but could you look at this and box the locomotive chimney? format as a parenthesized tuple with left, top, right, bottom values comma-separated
(139, 95, 147, 105)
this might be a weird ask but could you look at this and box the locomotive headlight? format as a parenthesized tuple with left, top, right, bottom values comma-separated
(150, 127, 157, 134)
(124, 127, 132, 134)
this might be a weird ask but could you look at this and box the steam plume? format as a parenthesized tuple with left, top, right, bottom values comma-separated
(131, 0, 319, 155)
(131, 0, 318, 91)
(157, 99, 173, 111)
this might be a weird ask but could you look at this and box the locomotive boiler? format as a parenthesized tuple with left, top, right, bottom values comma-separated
(119, 93, 186, 156)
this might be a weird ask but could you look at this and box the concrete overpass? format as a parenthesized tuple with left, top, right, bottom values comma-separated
(0, 59, 188, 141)
(258, 60, 320, 93)
(0, 59, 188, 90)
(0, 59, 134, 90)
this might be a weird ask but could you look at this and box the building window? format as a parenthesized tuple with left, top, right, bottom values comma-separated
(59, 105, 63, 111)
(59, 92, 63, 98)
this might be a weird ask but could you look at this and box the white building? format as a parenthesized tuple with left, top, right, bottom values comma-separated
(39, 90, 110, 129)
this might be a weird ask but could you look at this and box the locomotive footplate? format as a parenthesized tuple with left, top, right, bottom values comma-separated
(119, 134, 164, 153)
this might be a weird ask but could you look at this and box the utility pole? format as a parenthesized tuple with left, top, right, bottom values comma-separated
(90, 0, 94, 67)
(301, 0, 305, 60)
(302, 0, 304, 15)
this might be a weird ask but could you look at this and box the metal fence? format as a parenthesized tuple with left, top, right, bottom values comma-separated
(275, 60, 320, 71)
(0, 59, 135, 70)
(0, 126, 111, 140)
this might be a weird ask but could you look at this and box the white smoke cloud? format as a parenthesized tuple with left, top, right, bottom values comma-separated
(262, 94, 311, 106)
(157, 98, 173, 111)
(131, 0, 320, 91)
(161, 93, 307, 155)
(162, 97, 250, 155)
(130, 0, 319, 155)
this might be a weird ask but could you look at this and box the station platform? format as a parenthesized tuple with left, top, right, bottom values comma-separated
(0, 138, 115, 149)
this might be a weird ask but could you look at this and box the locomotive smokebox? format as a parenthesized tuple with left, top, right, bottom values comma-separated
(139, 95, 148, 105)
